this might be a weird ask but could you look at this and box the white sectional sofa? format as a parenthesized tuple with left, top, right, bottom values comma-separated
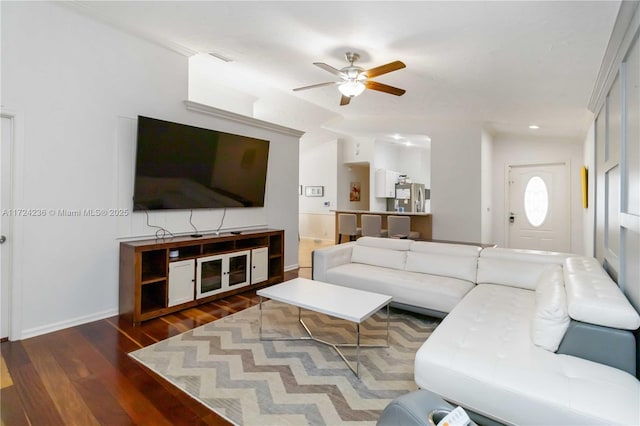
(312, 237, 640, 426)
(313, 237, 482, 317)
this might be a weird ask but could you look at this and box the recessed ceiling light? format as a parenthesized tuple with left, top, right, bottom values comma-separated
(529, 124, 540, 130)
(392, 134, 402, 140)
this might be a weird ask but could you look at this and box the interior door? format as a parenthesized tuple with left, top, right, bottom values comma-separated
(508, 162, 570, 252)
(1, 116, 10, 339)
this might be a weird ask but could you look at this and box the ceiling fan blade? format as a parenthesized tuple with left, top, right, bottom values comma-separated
(340, 95, 351, 106)
(293, 81, 338, 91)
(314, 62, 344, 76)
(364, 61, 406, 78)
(365, 80, 406, 96)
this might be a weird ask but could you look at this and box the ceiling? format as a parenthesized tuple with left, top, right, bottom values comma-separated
(69, 1, 620, 143)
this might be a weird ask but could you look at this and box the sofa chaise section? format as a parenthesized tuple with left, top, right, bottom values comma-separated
(414, 248, 640, 426)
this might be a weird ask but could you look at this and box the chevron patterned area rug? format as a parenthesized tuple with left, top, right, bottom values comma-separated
(129, 300, 439, 425)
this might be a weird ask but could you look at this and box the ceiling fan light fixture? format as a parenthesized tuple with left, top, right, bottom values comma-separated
(293, 52, 406, 105)
(338, 80, 366, 97)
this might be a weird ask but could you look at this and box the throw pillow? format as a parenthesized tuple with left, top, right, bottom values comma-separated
(530, 265, 570, 352)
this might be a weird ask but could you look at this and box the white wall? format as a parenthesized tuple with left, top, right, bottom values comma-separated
(583, 123, 596, 256)
(338, 137, 373, 210)
(491, 134, 584, 252)
(299, 139, 337, 240)
(430, 126, 483, 242)
(1, 2, 300, 339)
(341, 137, 374, 165)
(481, 129, 494, 244)
(188, 54, 257, 117)
(398, 145, 431, 188)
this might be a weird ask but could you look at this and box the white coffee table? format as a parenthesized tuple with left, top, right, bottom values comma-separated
(257, 277, 392, 377)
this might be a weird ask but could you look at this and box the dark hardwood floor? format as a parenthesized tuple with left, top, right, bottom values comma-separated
(1, 269, 310, 425)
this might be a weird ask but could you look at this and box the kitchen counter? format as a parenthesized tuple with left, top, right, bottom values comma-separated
(333, 210, 432, 243)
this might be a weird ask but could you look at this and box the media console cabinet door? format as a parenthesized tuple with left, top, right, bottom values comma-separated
(227, 250, 251, 288)
(196, 250, 251, 298)
(251, 247, 269, 284)
(168, 259, 195, 307)
(196, 254, 225, 298)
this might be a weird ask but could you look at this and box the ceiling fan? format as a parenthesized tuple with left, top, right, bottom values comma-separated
(293, 52, 406, 106)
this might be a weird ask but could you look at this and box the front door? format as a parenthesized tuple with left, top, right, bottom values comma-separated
(508, 162, 570, 252)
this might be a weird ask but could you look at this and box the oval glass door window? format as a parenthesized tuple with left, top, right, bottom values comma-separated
(524, 176, 548, 227)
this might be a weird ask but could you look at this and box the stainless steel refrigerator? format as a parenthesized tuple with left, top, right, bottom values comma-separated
(387, 183, 427, 212)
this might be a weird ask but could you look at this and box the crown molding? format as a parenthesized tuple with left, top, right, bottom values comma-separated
(588, 1, 640, 113)
(184, 101, 305, 138)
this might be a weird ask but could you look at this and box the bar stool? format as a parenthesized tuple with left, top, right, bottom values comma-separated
(387, 215, 420, 240)
(338, 213, 362, 243)
(361, 214, 389, 237)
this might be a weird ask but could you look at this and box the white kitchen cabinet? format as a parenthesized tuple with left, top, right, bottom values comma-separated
(375, 169, 401, 198)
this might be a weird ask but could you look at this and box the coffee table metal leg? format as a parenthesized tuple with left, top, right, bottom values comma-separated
(387, 303, 390, 347)
(259, 303, 391, 378)
(259, 295, 263, 340)
(356, 323, 360, 377)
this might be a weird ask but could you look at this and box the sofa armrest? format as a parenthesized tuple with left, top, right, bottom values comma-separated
(377, 390, 454, 426)
(564, 256, 640, 330)
(557, 320, 637, 375)
(312, 242, 355, 282)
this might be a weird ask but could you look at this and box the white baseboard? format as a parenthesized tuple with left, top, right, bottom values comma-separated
(285, 264, 300, 272)
(19, 308, 119, 340)
(299, 235, 334, 243)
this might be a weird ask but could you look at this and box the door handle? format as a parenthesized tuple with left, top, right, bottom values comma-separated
(0, 235, 5, 244)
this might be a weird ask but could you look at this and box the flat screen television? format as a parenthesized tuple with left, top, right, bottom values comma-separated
(133, 116, 270, 211)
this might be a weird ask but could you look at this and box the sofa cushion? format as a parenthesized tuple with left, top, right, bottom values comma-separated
(477, 258, 555, 290)
(324, 263, 474, 313)
(564, 256, 606, 277)
(564, 257, 640, 330)
(415, 284, 640, 426)
(480, 247, 572, 265)
(355, 236, 413, 251)
(406, 242, 480, 283)
(530, 265, 569, 352)
(351, 245, 406, 271)
(409, 241, 482, 257)
(477, 247, 570, 290)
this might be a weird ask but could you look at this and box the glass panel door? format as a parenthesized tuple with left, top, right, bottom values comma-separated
(196, 255, 224, 298)
(228, 251, 250, 287)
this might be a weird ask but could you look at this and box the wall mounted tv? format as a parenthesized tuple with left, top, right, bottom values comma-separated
(133, 116, 270, 211)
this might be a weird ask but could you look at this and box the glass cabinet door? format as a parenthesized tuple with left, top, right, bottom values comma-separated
(228, 251, 249, 287)
(196, 255, 223, 298)
(196, 251, 250, 298)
